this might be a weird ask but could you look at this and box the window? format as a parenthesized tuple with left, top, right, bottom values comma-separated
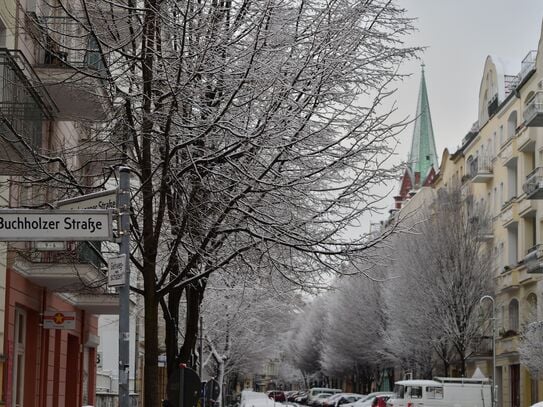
(13, 308, 26, 407)
(426, 387, 444, 399)
(508, 111, 518, 139)
(408, 387, 422, 399)
(509, 299, 520, 332)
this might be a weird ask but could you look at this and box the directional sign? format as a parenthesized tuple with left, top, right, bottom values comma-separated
(55, 189, 118, 210)
(43, 311, 76, 330)
(108, 254, 126, 287)
(0, 209, 113, 241)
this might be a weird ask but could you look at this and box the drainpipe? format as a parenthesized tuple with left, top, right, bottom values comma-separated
(39, 287, 47, 407)
(79, 310, 86, 406)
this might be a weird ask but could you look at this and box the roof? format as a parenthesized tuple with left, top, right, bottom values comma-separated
(394, 380, 442, 387)
(407, 64, 439, 184)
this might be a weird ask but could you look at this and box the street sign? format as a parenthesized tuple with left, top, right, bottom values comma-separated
(108, 254, 126, 287)
(43, 311, 76, 330)
(55, 189, 118, 210)
(0, 209, 113, 241)
(167, 366, 201, 407)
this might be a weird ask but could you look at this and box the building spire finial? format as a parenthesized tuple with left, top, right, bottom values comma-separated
(407, 65, 438, 185)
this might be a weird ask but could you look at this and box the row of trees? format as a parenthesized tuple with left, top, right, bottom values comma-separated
(18, 1, 421, 405)
(287, 188, 498, 385)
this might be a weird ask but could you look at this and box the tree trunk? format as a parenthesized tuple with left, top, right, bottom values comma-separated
(144, 280, 160, 407)
(178, 283, 205, 365)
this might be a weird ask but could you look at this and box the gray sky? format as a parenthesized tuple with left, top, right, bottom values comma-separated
(395, 0, 543, 160)
(361, 1, 543, 229)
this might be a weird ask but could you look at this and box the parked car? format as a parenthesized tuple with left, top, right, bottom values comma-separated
(241, 391, 276, 407)
(267, 391, 286, 402)
(344, 392, 394, 407)
(307, 388, 343, 406)
(323, 393, 364, 407)
(294, 391, 309, 404)
(312, 394, 336, 407)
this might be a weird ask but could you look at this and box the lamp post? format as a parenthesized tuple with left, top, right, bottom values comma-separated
(480, 295, 496, 407)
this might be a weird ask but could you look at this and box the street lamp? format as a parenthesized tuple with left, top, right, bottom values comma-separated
(480, 295, 496, 407)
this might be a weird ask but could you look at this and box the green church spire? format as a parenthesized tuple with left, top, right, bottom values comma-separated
(408, 64, 438, 182)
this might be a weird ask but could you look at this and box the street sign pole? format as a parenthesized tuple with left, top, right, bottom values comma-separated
(119, 167, 131, 407)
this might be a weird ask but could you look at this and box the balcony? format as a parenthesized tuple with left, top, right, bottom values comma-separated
(522, 167, 543, 199)
(496, 335, 519, 356)
(469, 155, 493, 183)
(517, 126, 537, 152)
(524, 244, 543, 273)
(0, 48, 57, 174)
(29, 16, 111, 121)
(497, 267, 520, 292)
(12, 241, 106, 291)
(519, 198, 536, 217)
(501, 201, 518, 228)
(524, 91, 543, 127)
(499, 138, 517, 167)
(60, 292, 119, 314)
(518, 50, 537, 85)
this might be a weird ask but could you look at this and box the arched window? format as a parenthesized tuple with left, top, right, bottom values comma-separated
(507, 111, 518, 139)
(527, 293, 538, 323)
(509, 298, 520, 332)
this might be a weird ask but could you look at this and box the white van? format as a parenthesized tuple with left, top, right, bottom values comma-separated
(387, 377, 492, 407)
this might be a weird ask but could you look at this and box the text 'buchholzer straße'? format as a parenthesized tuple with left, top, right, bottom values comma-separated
(0, 216, 104, 233)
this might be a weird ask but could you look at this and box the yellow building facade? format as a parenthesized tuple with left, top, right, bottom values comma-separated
(434, 20, 543, 407)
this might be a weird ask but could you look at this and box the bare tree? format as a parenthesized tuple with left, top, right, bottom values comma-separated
(319, 271, 388, 391)
(385, 188, 494, 377)
(17, 0, 419, 405)
(200, 272, 301, 404)
(287, 295, 329, 380)
(520, 321, 543, 376)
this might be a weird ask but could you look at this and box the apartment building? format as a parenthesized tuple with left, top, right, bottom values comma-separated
(0, 1, 120, 406)
(433, 21, 543, 407)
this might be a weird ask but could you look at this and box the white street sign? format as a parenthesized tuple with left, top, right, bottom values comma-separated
(43, 311, 76, 330)
(56, 189, 118, 210)
(0, 209, 113, 241)
(108, 254, 126, 287)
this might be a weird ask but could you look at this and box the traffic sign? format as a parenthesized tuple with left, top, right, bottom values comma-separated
(43, 311, 76, 330)
(108, 254, 126, 287)
(167, 366, 201, 407)
(0, 209, 113, 241)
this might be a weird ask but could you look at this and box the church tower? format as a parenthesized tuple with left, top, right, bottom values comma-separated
(394, 64, 439, 210)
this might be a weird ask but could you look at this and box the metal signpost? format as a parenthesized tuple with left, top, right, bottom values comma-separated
(118, 167, 131, 407)
(0, 170, 131, 407)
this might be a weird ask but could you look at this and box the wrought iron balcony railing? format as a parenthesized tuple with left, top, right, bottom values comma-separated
(518, 50, 537, 83)
(30, 15, 106, 73)
(524, 92, 543, 127)
(469, 155, 493, 182)
(523, 167, 543, 199)
(0, 48, 56, 151)
(25, 240, 105, 269)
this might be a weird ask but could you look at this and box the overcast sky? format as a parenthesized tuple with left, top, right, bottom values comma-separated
(394, 0, 543, 160)
(361, 1, 543, 229)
